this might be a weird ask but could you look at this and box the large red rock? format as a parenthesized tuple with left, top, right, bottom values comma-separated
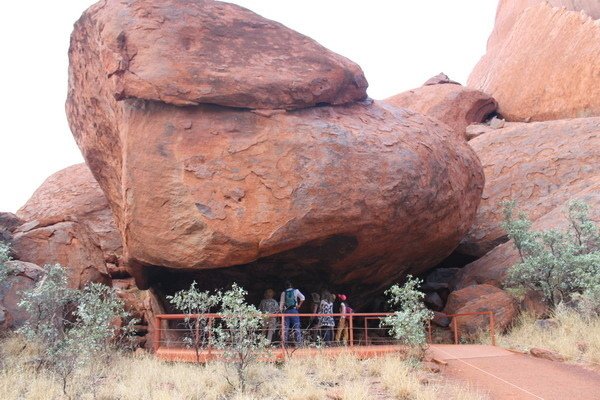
(0, 261, 45, 331)
(468, 3, 600, 122)
(12, 164, 122, 288)
(444, 284, 517, 335)
(459, 117, 600, 257)
(71, 0, 366, 111)
(454, 177, 600, 290)
(67, 1, 485, 289)
(486, 0, 600, 52)
(385, 80, 497, 140)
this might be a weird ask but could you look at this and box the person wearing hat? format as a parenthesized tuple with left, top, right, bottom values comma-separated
(335, 293, 350, 345)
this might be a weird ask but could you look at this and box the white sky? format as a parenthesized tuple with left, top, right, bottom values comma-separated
(0, 0, 496, 213)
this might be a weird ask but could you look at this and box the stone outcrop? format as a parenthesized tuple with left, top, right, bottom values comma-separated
(454, 176, 600, 290)
(0, 261, 45, 331)
(385, 79, 497, 140)
(0, 213, 22, 246)
(459, 117, 600, 257)
(444, 284, 518, 335)
(468, 3, 600, 121)
(486, 0, 600, 52)
(67, 0, 485, 290)
(71, 0, 367, 111)
(12, 164, 121, 288)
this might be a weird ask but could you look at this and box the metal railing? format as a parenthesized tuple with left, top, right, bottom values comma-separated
(152, 310, 496, 353)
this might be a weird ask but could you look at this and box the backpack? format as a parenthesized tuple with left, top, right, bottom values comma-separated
(284, 288, 297, 309)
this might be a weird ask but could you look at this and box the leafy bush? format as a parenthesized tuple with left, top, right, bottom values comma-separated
(380, 275, 433, 346)
(17, 263, 134, 396)
(0, 241, 12, 283)
(213, 283, 269, 393)
(167, 281, 220, 363)
(502, 200, 600, 311)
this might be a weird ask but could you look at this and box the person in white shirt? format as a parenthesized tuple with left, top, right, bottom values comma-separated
(259, 288, 279, 342)
(280, 280, 305, 345)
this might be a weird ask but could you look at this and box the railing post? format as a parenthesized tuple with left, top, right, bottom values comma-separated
(490, 312, 496, 346)
(453, 317, 459, 345)
(280, 314, 285, 354)
(154, 315, 162, 352)
(349, 315, 354, 347)
(364, 317, 368, 345)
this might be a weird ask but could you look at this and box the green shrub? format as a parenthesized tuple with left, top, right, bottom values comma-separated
(17, 263, 134, 396)
(502, 200, 600, 311)
(167, 281, 220, 363)
(380, 275, 433, 346)
(0, 241, 12, 283)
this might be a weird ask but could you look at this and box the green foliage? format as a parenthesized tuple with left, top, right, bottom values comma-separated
(166, 281, 220, 363)
(214, 283, 269, 393)
(0, 241, 12, 284)
(502, 200, 600, 311)
(17, 263, 134, 396)
(380, 275, 433, 346)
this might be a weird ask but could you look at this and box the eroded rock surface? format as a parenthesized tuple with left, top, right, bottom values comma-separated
(459, 117, 600, 257)
(385, 80, 497, 140)
(67, 0, 485, 290)
(12, 164, 121, 288)
(469, 3, 600, 121)
(444, 284, 517, 335)
(0, 261, 45, 331)
(72, 0, 367, 111)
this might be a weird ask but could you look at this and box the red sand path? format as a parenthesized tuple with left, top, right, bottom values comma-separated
(429, 345, 600, 399)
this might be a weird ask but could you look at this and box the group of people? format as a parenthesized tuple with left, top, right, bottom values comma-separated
(258, 281, 353, 346)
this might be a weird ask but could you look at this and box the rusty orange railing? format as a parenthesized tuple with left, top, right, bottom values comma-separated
(152, 310, 496, 356)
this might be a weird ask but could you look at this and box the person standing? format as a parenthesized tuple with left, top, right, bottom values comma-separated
(318, 291, 335, 345)
(335, 294, 350, 345)
(259, 288, 279, 343)
(279, 281, 305, 345)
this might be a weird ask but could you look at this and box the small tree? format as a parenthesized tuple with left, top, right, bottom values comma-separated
(213, 283, 269, 393)
(380, 275, 433, 346)
(18, 264, 133, 397)
(502, 200, 600, 309)
(167, 281, 220, 363)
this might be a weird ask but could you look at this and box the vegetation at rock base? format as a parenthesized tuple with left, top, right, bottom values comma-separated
(0, 241, 12, 283)
(502, 200, 600, 311)
(14, 263, 136, 397)
(381, 275, 434, 346)
(0, 336, 487, 400)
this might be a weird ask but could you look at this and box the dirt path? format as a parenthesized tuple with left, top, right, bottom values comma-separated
(429, 345, 600, 399)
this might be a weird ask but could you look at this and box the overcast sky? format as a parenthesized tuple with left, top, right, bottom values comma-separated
(0, 0, 496, 213)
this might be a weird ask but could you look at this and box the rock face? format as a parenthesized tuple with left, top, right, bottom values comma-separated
(459, 117, 600, 257)
(486, 0, 600, 52)
(0, 261, 45, 331)
(385, 80, 497, 140)
(12, 164, 121, 288)
(67, 0, 485, 290)
(468, 3, 600, 122)
(0, 213, 22, 246)
(454, 176, 600, 290)
(444, 284, 517, 335)
(71, 0, 367, 111)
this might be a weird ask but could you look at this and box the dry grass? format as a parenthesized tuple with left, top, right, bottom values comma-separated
(0, 337, 487, 400)
(499, 307, 600, 365)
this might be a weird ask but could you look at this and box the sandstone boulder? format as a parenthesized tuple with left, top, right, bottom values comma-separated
(459, 117, 600, 257)
(0, 261, 45, 331)
(469, 4, 600, 121)
(12, 164, 122, 288)
(0, 212, 23, 245)
(385, 81, 497, 140)
(444, 284, 517, 335)
(70, 0, 366, 111)
(454, 176, 600, 290)
(486, 0, 600, 52)
(67, 0, 485, 290)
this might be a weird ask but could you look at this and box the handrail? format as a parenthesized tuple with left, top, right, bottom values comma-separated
(152, 310, 497, 352)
